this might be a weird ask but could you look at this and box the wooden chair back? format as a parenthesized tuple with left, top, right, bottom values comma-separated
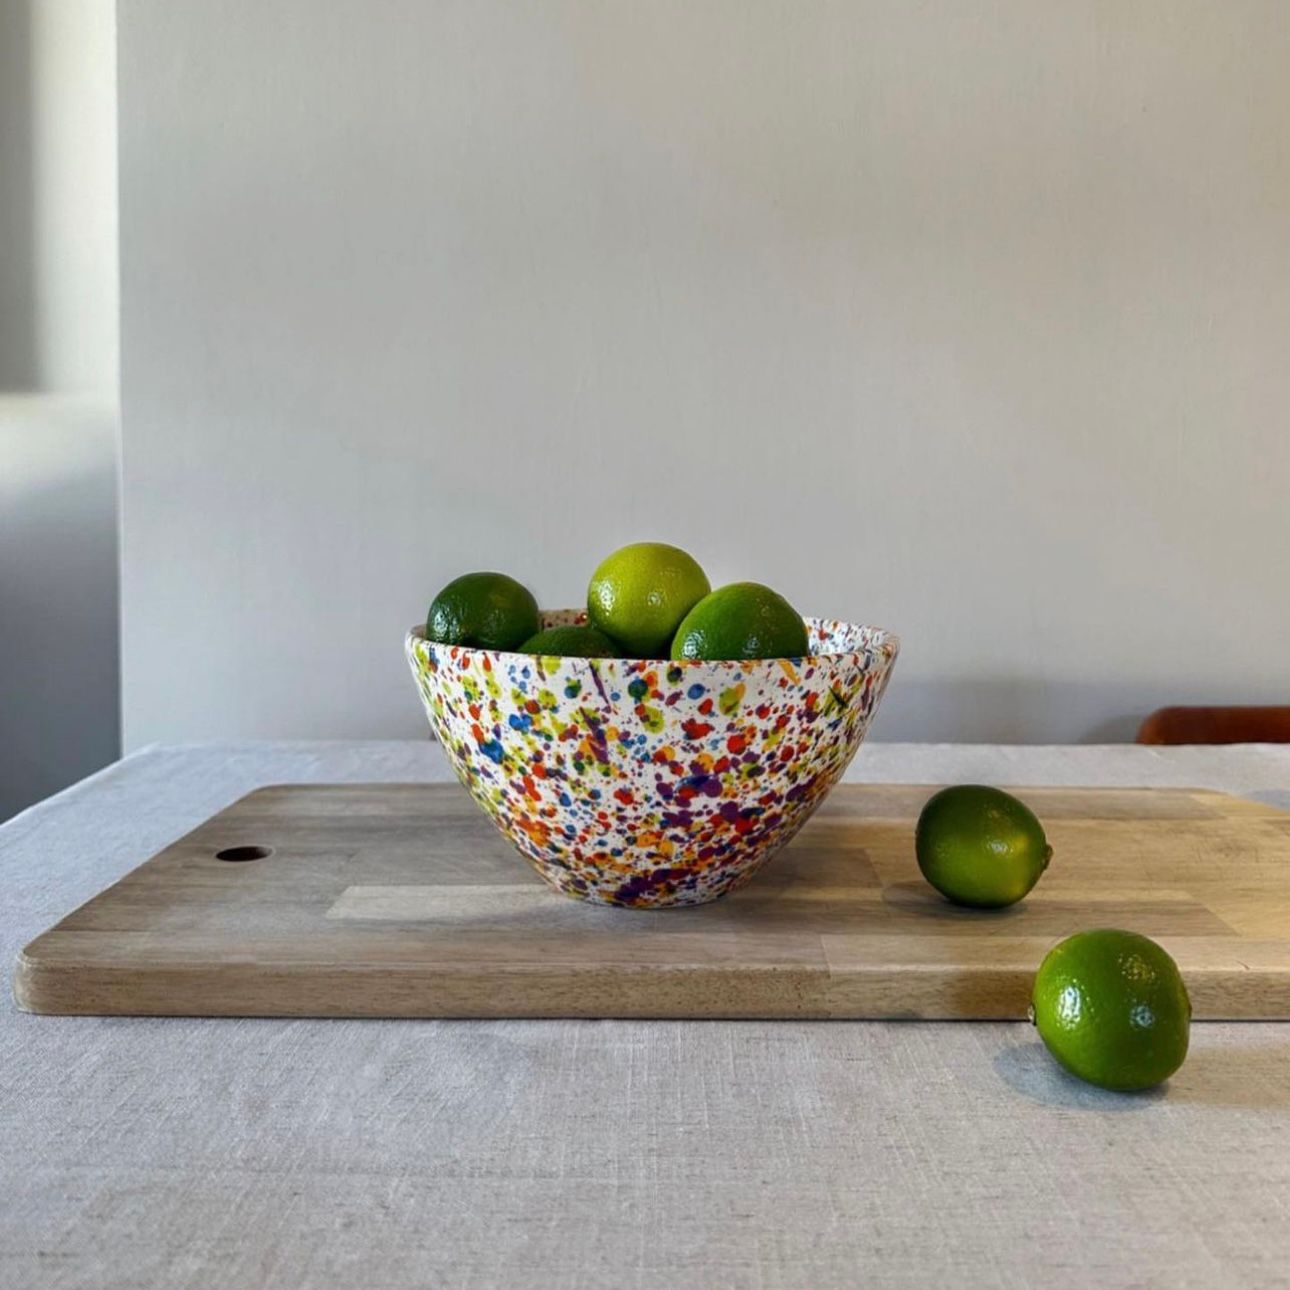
(1136, 706, 1290, 745)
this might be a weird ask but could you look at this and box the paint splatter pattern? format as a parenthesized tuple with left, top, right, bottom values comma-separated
(406, 612, 898, 908)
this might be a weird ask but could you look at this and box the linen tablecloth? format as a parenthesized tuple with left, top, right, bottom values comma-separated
(4, 741, 1290, 1289)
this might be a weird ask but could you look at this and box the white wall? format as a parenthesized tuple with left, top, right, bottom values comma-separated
(119, 0, 1290, 749)
(0, 0, 118, 392)
(28, 0, 120, 392)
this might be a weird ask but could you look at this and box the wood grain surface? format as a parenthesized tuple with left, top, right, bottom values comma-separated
(15, 783, 1290, 1019)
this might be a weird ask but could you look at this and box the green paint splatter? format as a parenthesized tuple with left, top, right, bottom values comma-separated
(719, 682, 746, 715)
(639, 705, 664, 733)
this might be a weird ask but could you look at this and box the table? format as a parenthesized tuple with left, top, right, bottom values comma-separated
(4, 741, 1290, 1289)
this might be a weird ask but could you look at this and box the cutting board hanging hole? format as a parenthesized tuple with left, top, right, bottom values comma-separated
(214, 845, 273, 862)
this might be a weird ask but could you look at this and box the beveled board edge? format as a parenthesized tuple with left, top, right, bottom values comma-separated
(15, 955, 1290, 1020)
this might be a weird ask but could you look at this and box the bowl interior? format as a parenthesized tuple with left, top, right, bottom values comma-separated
(412, 609, 896, 665)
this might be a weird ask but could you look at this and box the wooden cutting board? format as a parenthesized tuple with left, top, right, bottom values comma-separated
(15, 783, 1290, 1019)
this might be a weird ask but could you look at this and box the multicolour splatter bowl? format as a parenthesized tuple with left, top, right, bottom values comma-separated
(406, 612, 899, 908)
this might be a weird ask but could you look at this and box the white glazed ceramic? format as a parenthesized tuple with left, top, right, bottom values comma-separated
(406, 612, 898, 907)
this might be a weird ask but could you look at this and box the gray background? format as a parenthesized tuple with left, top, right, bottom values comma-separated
(0, 1, 118, 820)
(117, 0, 1290, 751)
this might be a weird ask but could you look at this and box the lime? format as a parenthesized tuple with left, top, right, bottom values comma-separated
(517, 625, 619, 658)
(587, 542, 710, 658)
(915, 785, 1051, 908)
(1032, 929, 1191, 1091)
(669, 582, 808, 662)
(425, 572, 540, 651)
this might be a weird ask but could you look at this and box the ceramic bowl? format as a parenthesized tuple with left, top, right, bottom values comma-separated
(406, 612, 898, 908)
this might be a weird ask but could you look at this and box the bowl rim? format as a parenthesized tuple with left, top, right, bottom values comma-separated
(406, 612, 900, 668)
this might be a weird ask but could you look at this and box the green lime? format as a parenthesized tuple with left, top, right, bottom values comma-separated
(915, 785, 1052, 908)
(1032, 929, 1191, 1091)
(587, 542, 710, 658)
(425, 572, 540, 651)
(669, 582, 808, 661)
(517, 625, 619, 658)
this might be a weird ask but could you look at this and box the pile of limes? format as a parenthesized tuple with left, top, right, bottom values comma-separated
(424, 541, 809, 662)
(916, 784, 1191, 1092)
